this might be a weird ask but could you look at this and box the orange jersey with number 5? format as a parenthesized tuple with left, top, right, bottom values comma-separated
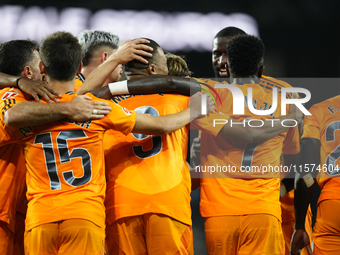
(104, 93, 191, 226)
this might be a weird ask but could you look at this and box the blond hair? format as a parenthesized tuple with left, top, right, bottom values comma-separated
(165, 52, 192, 77)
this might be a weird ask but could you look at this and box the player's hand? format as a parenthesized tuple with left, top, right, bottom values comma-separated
(289, 92, 304, 123)
(68, 95, 111, 121)
(18, 77, 61, 103)
(111, 38, 153, 65)
(190, 137, 201, 165)
(189, 92, 215, 120)
(290, 229, 312, 255)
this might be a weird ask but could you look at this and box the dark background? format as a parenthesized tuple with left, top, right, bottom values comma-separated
(3, 0, 340, 79)
(3, 0, 340, 254)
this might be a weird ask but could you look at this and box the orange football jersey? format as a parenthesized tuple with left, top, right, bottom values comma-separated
(74, 73, 85, 93)
(191, 81, 300, 220)
(302, 95, 340, 205)
(104, 93, 191, 226)
(0, 144, 26, 233)
(0, 88, 27, 233)
(0, 90, 136, 231)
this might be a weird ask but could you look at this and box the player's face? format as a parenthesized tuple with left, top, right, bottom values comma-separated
(106, 49, 124, 83)
(212, 36, 234, 78)
(154, 47, 168, 75)
(30, 50, 43, 80)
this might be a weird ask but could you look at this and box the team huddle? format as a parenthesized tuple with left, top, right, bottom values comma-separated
(0, 26, 338, 255)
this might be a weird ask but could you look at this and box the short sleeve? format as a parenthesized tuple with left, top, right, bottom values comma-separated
(301, 105, 320, 140)
(104, 100, 137, 135)
(0, 88, 27, 145)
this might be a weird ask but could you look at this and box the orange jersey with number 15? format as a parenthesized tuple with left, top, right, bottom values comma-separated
(0, 91, 136, 232)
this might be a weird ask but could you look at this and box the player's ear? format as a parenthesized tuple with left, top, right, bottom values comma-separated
(22, 66, 32, 79)
(77, 62, 83, 73)
(101, 52, 109, 62)
(148, 64, 156, 75)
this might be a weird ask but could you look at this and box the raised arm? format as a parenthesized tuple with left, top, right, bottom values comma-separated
(77, 38, 153, 95)
(0, 72, 61, 102)
(4, 95, 111, 126)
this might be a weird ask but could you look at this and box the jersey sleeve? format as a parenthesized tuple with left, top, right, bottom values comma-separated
(0, 88, 27, 115)
(0, 88, 27, 145)
(92, 94, 137, 135)
(301, 105, 321, 140)
(191, 110, 230, 137)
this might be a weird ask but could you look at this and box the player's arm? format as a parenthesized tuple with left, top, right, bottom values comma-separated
(4, 95, 111, 126)
(217, 108, 303, 144)
(188, 163, 201, 191)
(90, 76, 201, 100)
(0, 72, 61, 102)
(290, 138, 319, 255)
(77, 38, 153, 95)
(280, 153, 301, 198)
(190, 137, 201, 168)
(132, 92, 213, 135)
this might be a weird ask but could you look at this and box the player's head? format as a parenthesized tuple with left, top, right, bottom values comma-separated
(39, 31, 82, 81)
(125, 38, 168, 77)
(226, 34, 264, 78)
(79, 29, 120, 66)
(165, 52, 192, 77)
(0, 39, 41, 80)
(78, 30, 123, 82)
(212, 27, 246, 78)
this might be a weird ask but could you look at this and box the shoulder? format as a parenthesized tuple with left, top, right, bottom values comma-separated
(260, 75, 292, 88)
(0, 87, 24, 101)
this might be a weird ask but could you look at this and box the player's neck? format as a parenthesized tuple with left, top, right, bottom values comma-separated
(230, 76, 260, 85)
(45, 75, 75, 95)
(81, 65, 97, 79)
(126, 73, 147, 80)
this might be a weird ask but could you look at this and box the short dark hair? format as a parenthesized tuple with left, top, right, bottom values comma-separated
(0, 40, 38, 76)
(125, 38, 160, 73)
(226, 34, 264, 77)
(214, 27, 246, 39)
(78, 30, 120, 66)
(40, 31, 82, 81)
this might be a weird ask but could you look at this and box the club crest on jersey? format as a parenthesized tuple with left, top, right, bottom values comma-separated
(122, 107, 132, 115)
(2, 91, 19, 100)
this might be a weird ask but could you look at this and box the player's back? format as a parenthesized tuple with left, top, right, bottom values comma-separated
(0, 92, 136, 231)
(104, 93, 191, 226)
(260, 75, 292, 92)
(302, 95, 340, 205)
(198, 82, 299, 220)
